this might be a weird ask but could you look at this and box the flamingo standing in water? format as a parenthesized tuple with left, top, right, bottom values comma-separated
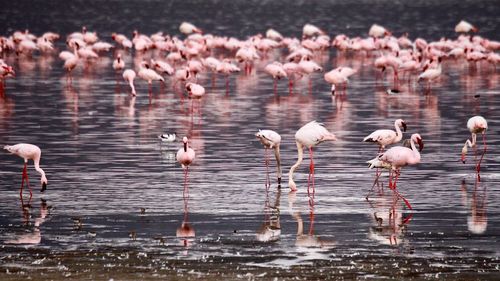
(4, 143, 48, 201)
(255, 130, 282, 187)
(367, 133, 424, 210)
(264, 62, 287, 94)
(461, 116, 487, 176)
(177, 137, 196, 174)
(288, 121, 337, 192)
(112, 54, 125, 71)
(363, 119, 407, 153)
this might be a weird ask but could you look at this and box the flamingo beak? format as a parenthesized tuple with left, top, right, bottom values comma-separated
(417, 138, 424, 152)
(41, 182, 47, 192)
(402, 122, 407, 132)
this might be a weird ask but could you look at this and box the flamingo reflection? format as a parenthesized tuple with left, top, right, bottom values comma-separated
(461, 177, 487, 234)
(367, 192, 411, 246)
(176, 172, 195, 247)
(288, 192, 335, 248)
(5, 199, 50, 245)
(256, 188, 281, 242)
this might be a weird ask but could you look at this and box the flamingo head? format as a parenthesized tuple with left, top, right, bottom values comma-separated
(397, 119, 407, 132)
(41, 176, 47, 192)
(461, 145, 468, 163)
(331, 84, 336, 95)
(412, 133, 424, 152)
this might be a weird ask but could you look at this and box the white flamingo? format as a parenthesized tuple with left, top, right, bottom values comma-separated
(288, 121, 337, 192)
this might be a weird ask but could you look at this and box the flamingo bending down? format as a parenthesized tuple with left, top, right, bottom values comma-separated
(264, 62, 287, 94)
(255, 130, 282, 186)
(288, 121, 337, 192)
(122, 69, 137, 96)
(4, 143, 48, 200)
(367, 133, 424, 209)
(363, 119, 407, 152)
(461, 116, 487, 174)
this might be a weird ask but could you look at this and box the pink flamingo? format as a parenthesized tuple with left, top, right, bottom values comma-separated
(112, 54, 125, 71)
(367, 133, 424, 210)
(417, 57, 442, 92)
(461, 116, 487, 175)
(4, 143, 48, 201)
(177, 137, 196, 172)
(455, 20, 478, 33)
(264, 62, 287, 94)
(288, 121, 337, 192)
(255, 130, 282, 187)
(363, 119, 407, 153)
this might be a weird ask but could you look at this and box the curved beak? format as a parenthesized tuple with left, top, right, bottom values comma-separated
(417, 138, 424, 152)
(41, 182, 47, 192)
(402, 122, 407, 132)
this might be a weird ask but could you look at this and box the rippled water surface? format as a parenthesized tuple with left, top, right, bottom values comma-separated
(1, 0, 500, 279)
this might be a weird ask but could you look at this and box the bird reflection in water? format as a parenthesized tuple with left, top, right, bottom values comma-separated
(367, 192, 411, 246)
(6, 199, 50, 245)
(289, 192, 335, 248)
(461, 177, 487, 234)
(176, 171, 195, 247)
(256, 187, 281, 242)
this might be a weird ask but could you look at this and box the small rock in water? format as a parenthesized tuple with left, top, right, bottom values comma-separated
(140, 208, 146, 214)
(474, 94, 480, 98)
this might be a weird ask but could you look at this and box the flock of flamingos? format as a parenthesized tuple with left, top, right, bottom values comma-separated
(1, 20, 495, 211)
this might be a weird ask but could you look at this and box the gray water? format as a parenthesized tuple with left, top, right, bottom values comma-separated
(1, 0, 500, 279)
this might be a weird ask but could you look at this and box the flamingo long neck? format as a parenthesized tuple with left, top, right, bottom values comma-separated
(273, 146, 282, 182)
(410, 137, 421, 163)
(394, 120, 403, 142)
(33, 155, 47, 182)
(183, 142, 187, 152)
(129, 80, 136, 95)
(288, 141, 304, 188)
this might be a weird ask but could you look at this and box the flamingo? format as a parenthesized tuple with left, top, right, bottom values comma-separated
(417, 57, 442, 91)
(255, 130, 282, 187)
(288, 121, 337, 192)
(4, 143, 48, 201)
(455, 20, 478, 33)
(185, 82, 205, 99)
(461, 116, 487, 175)
(112, 54, 125, 71)
(264, 62, 287, 94)
(369, 24, 391, 38)
(367, 133, 424, 210)
(122, 69, 137, 96)
(177, 137, 196, 180)
(363, 119, 407, 152)
(138, 61, 165, 94)
(179, 22, 202, 35)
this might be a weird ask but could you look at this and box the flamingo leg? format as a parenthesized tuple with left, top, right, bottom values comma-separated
(288, 80, 293, 95)
(20, 163, 26, 199)
(265, 148, 270, 189)
(393, 188, 413, 210)
(476, 133, 487, 177)
(273, 79, 277, 96)
(309, 148, 315, 194)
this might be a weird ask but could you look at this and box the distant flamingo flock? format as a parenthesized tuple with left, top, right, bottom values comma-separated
(1, 20, 495, 209)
